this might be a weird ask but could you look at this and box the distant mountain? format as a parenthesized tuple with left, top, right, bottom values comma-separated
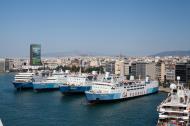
(43, 50, 190, 57)
(152, 50, 190, 57)
(42, 51, 108, 57)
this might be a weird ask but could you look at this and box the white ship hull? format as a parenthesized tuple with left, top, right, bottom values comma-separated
(85, 81, 158, 102)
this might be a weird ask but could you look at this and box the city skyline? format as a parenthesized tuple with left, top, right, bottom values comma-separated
(0, 0, 190, 57)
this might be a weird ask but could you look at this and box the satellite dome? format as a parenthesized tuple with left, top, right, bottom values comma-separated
(170, 83, 177, 90)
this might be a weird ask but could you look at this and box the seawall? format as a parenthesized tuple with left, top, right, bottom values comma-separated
(159, 86, 170, 93)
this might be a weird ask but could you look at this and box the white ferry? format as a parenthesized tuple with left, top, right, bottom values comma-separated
(85, 76, 158, 102)
(59, 74, 95, 94)
(33, 70, 67, 91)
(12, 72, 35, 89)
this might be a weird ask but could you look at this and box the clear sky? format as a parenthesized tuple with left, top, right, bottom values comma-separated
(0, 0, 190, 57)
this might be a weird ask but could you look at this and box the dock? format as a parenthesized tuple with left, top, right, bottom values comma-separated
(159, 86, 170, 93)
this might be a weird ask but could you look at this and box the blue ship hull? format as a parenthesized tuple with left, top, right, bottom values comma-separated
(85, 87, 158, 102)
(147, 87, 159, 94)
(33, 83, 61, 91)
(60, 85, 91, 94)
(85, 92, 122, 102)
(12, 82, 33, 89)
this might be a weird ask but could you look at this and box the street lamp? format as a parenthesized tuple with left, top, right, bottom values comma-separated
(177, 76, 180, 86)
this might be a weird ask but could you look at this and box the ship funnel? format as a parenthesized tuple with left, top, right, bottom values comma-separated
(92, 71, 97, 75)
(53, 70, 56, 73)
(60, 69, 63, 73)
(105, 72, 110, 79)
(130, 76, 134, 81)
(65, 70, 70, 74)
(145, 77, 149, 82)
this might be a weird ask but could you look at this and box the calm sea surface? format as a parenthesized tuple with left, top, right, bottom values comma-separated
(0, 73, 167, 126)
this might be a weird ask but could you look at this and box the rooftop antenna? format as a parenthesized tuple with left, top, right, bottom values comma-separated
(139, 75, 141, 81)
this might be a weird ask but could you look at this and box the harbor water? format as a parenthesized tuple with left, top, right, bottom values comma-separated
(0, 73, 167, 126)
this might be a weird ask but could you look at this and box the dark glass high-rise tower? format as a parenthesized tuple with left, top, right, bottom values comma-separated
(30, 44, 42, 66)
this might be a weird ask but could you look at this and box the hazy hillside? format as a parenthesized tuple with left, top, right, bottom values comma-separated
(152, 50, 190, 56)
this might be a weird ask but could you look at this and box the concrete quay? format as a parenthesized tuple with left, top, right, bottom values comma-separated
(159, 86, 170, 93)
